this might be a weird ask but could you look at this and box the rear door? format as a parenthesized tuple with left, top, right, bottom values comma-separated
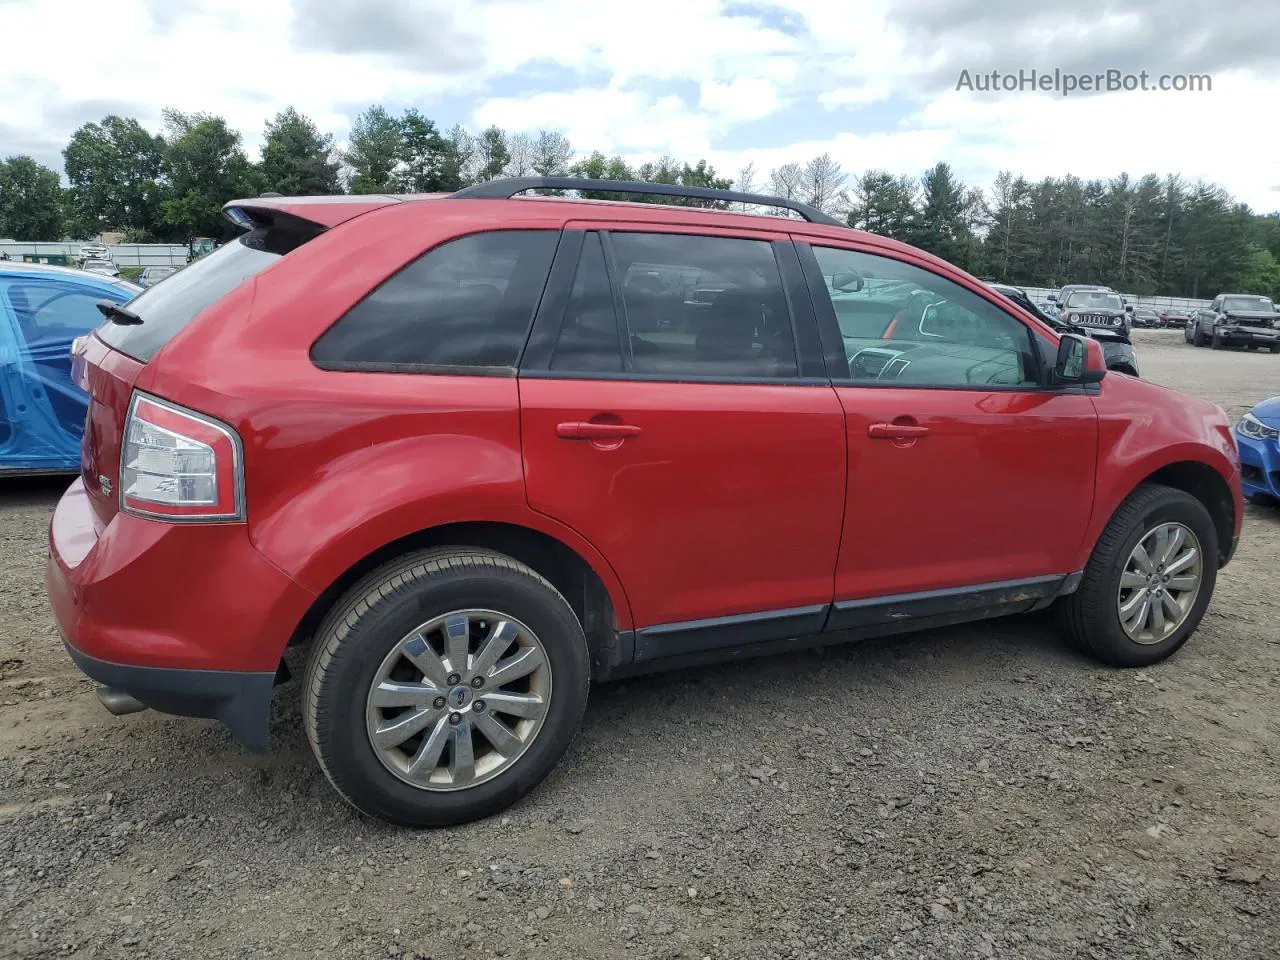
(519, 225, 846, 661)
(798, 240, 1099, 620)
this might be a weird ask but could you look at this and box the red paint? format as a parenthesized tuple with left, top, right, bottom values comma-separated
(47, 193, 1241, 681)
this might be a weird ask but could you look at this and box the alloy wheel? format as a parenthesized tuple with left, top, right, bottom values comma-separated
(1116, 522, 1203, 644)
(365, 610, 552, 790)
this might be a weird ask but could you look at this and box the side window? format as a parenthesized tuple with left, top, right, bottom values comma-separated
(610, 232, 798, 379)
(810, 246, 1039, 387)
(311, 230, 559, 370)
(6, 283, 114, 347)
(549, 233, 623, 373)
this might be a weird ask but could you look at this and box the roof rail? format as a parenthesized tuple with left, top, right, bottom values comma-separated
(448, 176, 844, 227)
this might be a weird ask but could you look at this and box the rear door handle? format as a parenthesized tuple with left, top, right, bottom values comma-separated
(556, 421, 642, 440)
(867, 422, 930, 440)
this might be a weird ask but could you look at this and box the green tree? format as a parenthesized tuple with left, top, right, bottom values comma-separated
(62, 115, 165, 236)
(0, 156, 66, 240)
(531, 130, 573, 177)
(848, 170, 916, 241)
(1235, 248, 1280, 299)
(260, 107, 340, 196)
(161, 109, 259, 240)
(909, 162, 970, 264)
(474, 126, 510, 182)
(433, 125, 474, 192)
(398, 109, 449, 192)
(344, 106, 403, 194)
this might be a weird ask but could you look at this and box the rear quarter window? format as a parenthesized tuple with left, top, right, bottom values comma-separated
(310, 230, 560, 373)
(96, 219, 320, 362)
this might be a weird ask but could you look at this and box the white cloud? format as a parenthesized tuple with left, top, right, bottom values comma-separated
(1, 0, 1277, 211)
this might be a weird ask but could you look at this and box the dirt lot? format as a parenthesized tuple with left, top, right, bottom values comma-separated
(2, 329, 1277, 960)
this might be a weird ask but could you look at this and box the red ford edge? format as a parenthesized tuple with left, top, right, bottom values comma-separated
(47, 178, 1242, 827)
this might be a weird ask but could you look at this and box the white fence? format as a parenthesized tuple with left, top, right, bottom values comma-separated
(0, 241, 187, 268)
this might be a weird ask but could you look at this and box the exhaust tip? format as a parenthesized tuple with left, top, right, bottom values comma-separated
(95, 686, 148, 716)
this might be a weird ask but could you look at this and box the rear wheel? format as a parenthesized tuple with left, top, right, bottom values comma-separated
(1058, 484, 1217, 667)
(303, 548, 591, 827)
(1271, 343, 1280, 354)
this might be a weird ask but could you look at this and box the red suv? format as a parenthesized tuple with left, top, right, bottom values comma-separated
(47, 178, 1242, 827)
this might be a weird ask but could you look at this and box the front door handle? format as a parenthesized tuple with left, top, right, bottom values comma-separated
(867, 422, 930, 440)
(556, 421, 642, 440)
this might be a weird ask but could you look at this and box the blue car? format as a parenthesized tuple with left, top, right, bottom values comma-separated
(1237, 396, 1280, 504)
(1, 262, 141, 474)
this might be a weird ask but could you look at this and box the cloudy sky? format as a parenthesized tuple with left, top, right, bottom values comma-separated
(2, 0, 1278, 209)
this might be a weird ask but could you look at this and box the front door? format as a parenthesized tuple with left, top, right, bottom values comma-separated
(800, 241, 1099, 613)
(519, 227, 846, 656)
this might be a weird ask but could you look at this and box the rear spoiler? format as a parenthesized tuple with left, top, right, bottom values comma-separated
(221, 194, 411, 231)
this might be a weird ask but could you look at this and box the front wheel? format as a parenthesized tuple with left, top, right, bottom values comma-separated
(1192, 325, 1207, 346)
(303, 548, 591, 827)
(1270, 343, 1280, 354)
(1211, 330, 1223, 350)
(1058, 484, 1217, 667)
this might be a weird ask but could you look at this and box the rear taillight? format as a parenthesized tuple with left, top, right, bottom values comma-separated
(120, 392, 244, 522)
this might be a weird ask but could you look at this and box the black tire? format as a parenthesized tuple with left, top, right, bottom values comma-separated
(1057, 484, 1218, 668)
(303, 548, 591, 827)
(1210, 330, 1223, 350)
(1270, 344, 1280, 354)
(1192, 324, 1207, 347)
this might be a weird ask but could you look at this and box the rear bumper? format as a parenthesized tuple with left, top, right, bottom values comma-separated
(62, 642, 276, 752)
(46, 477, 316, 751)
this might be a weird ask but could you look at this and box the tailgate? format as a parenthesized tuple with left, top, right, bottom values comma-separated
(79, 333, 145, 530)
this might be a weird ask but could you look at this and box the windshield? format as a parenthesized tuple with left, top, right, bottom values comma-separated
(97, 219, 321, 361)
(1223, 296, 1274, 313)
(1065, 291, 1123, 310)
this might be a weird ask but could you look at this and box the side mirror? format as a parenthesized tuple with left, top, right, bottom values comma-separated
(1053, 333, 1106, 385)
(1047, 293, 1058, 303)
(832, 270, 863, 292)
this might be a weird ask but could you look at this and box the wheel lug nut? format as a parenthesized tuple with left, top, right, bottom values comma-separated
(470, 676, 484, 688)
(449, 712, 462, 725)
(473, 700, 486, 712)
(447, 673, 461, 686)
(433, 696, 446, 709)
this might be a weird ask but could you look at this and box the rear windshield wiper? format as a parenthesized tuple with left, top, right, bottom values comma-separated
(96, 300, 143, 325)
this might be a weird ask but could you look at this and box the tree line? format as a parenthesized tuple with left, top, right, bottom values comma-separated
(1, 104, 1277, 299)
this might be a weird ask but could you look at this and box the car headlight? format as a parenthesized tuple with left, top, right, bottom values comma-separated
(1237, 412, 1280, 441)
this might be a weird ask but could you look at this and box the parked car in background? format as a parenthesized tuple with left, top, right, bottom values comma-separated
(1159, 309, 1192, 328)
(75, 242, 110, 266)
(1188, 293, 1278, 351)
(138, 265, 178, 288)
(988, 282, 1138, 376)
(1236, 396, 1280, 504)
(48, 178, 1242, 828)
(1059, 288, 1130, 337)
(0, 262, 140, 473)
(81, 258, 121, 279)
(1130, 307, 1161, 328)
(1048, 283, 1114, 309)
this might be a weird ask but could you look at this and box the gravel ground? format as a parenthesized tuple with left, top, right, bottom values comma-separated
(2, 330, 1277, 960)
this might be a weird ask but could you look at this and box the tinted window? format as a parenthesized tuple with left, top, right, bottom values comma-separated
(97, 219, 320, 362)
(812, 246, 1038, 387)
(312, 230, 559, 371)
(606, 232, 797, 379)
(549, 233, 622, 373)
